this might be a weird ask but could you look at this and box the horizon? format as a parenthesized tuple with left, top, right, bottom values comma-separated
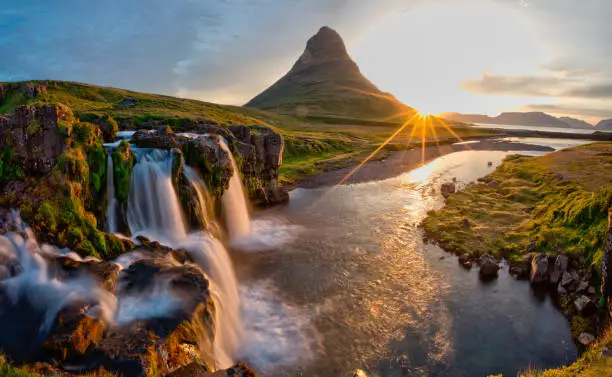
(2, 0, 611, 123)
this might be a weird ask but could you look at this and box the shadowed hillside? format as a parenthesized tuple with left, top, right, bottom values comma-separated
(245, 26, 414, 120)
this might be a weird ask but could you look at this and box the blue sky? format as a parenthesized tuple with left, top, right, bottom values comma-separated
(2, 0, 611, 122)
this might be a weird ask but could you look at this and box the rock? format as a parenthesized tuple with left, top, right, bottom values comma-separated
(183, 136, 233, 197)
(560, 271, 576, 287)
(440, 182, 456, 198)
(549, 255, 569, 285)
(478, 254, 500, 279)
(458, 254, 472, 269)
(167, 362, 209, 377)
(578, 332, 596, 346)
(487, 180, 499, 188)
(602, 347, 612, 357)
(0, 82, 46, 107)
(91, 115, 119, 142)
(45, 255, 121, 293)
(602, 208, 612, 314)
(131, 129, 187, 150)
(577, 280, 589, 293)
(530, 253, 549, 284)
(574, 296, 596, 315)
(117, 96, 137, 108)
(42, 299, 106, 362)
(0, 104, 73, 175)
(557, 284, 567, 295)
(509, 264, 529, 279)
(587, 286, 597, 295)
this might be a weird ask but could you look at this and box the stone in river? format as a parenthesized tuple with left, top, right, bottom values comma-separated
(478, 254, 500, 279)
(530, 253, 549, 284)
(578, 332, 595, 346)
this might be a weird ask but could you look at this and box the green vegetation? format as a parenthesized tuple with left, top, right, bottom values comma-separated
(0, 148, 24, 182)
(111, 140, 134, 204)
(422, 143, 612, 270)
(26, 120, 40, 135)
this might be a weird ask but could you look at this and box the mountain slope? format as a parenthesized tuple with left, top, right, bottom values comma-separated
(596, 119, 612, 131)
(444, 111, 592, 129)
(245, 26, 414, 120)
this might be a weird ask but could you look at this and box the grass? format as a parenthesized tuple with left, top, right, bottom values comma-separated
(422, 143, 612, 270)
(0, 80, 496, 185)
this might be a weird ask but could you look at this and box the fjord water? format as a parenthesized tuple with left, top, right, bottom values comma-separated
(241, 149, 577, 377)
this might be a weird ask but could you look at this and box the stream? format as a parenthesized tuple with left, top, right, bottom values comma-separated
(235, 142, 588, 377)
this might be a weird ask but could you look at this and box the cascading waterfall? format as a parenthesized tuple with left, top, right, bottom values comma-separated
(123, 147, 243, 368)
(219, 140, 251, 241)
(106, 152, 118, 234)
(126, 149, 187, 244)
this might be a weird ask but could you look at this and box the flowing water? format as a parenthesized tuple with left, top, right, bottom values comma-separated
(106, 152, 118, 233)
(219, 140, 251, 241)
(237, 149, 578, 377)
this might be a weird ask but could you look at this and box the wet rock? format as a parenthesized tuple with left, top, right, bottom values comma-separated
(458, 254, 472, 269)
(42, 299, 106, 362)
(509, 264, 530, 279)
(550, 255, 569, 285)
(0, 103, 73, 175)
(578, 332, 596, 346)
(577, 280, 589, 293)
(560, 271, 576, 287)
(45, 256, 121, 293)
(440, 182, 456, 198)
(574, 296, 597, 315)
(167, 362, 209, 376)
(131, 128, 187, 150)
(530, 253, 549, 284)
(478, 254, 500, 279)
(183, 135, 234, 197)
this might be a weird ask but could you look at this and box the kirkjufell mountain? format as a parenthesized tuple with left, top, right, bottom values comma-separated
(245, 26, 414, 120)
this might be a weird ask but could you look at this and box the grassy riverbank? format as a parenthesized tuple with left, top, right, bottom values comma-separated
(422, 142, 612, 268)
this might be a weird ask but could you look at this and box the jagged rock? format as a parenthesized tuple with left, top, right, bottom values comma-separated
(577, 280, 589, 293)
(578, 332, 596, 346)
(509, 264, 530, 279)
(550, 255, 569, 285)
(458, 254, 472, 269)
(478, 254, 500, 279)
(587, 286, 597, 295)
(0, 82, 47, 107)
(574, 296, 596, 315)
(440, 182, 456, 198)
(45, 256, 122, 293)
(183, 136, 233, 197)
(530, 253, 549, 284)
(557, 284, 567, 295)
(560, 271, 576, 287)
(0, 103, 73, 175)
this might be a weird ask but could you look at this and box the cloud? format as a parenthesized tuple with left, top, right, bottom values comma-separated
(463, 74, 612, 100)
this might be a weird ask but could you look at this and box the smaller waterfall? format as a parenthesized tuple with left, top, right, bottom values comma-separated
(219, 140, 251, 241)
(106, 151, 118, 233)
(183, 164, 212, 225)
(126, 149, 187, 244)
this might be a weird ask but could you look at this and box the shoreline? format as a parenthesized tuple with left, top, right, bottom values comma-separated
(295, 138, 554, 189)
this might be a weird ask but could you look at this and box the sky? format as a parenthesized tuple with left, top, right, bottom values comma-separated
(1, 0, 611, 124)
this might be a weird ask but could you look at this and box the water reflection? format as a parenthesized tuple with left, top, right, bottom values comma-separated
(240, 150, 577, 377)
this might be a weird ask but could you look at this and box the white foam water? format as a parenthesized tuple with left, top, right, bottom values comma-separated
(230, 218, 302, 252)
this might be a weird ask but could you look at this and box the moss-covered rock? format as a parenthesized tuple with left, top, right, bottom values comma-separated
(183, 136, 233, 198)
(111, 140, 134, 206)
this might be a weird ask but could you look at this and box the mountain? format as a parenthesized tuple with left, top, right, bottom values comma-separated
(444, 111, 592, 129)
(245, 26, 414, 121)
(596, 119, 612, 131)
(559, 116, 593, 129)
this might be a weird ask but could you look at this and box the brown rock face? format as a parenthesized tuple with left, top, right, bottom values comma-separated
(228, 125, 288, 207)
(0, 82, 47, 108)
(0, 103, 72, 175)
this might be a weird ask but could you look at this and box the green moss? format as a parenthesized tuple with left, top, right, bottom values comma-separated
(111, 140, 134, 204)
(26, 120, 40, 135)
(0, 147, 24, 182)
(34, 201, 58, 233)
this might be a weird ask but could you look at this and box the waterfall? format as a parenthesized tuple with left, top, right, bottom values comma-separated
(106, 151, 118, 233)
(183, 164, 211, 225)
(126, 149, 187, 244)
(122, 147, 243, 368)
(219, 140, 251, 241)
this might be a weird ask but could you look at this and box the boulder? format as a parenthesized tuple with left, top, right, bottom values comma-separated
(478, 254, 500, 279)
(183, 136, 234, 197)
(440, 182, 456, 198)
(574, 296, 597, 315)
(549, 255, 569, 284)
(530, 253, 549, 284)
(578, 332, 596, 346)
(458, 254, 472, 269)
(509, 264, 530, 279)
(560, 271, 576, 287)
(0, 104, 73, 175)
(117, 96, 137, 109)
(131, 129, 188, 150)
(577, 280, 589, 293)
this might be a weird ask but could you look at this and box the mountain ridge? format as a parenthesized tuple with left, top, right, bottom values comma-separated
(443, 111, 593, 129)
(245, 26, 414, 121)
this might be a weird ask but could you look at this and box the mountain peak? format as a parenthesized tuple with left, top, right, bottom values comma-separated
(294, 26, 350, 70)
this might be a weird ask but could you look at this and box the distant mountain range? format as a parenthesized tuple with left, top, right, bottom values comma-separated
(595, 119, 612, 130)
(245, 26, 415, 121)
(443, 112, 594, 130)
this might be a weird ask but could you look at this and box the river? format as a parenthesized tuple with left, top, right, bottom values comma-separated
(235, 142, 585, 377)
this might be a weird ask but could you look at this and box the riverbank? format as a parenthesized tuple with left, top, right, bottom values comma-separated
(421, 142, 612, 375)
(295, 139, 553, 188)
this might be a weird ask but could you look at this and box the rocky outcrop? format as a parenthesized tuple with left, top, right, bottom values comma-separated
(91, 115, 119, 142)
(131, 127, 189, 150)
(530, 253, 550, 284)
(228, 125, 288, 207)
(0, 82, 47, 108)
(440, 182, 456, 198)
(0, 103, 73, 176)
